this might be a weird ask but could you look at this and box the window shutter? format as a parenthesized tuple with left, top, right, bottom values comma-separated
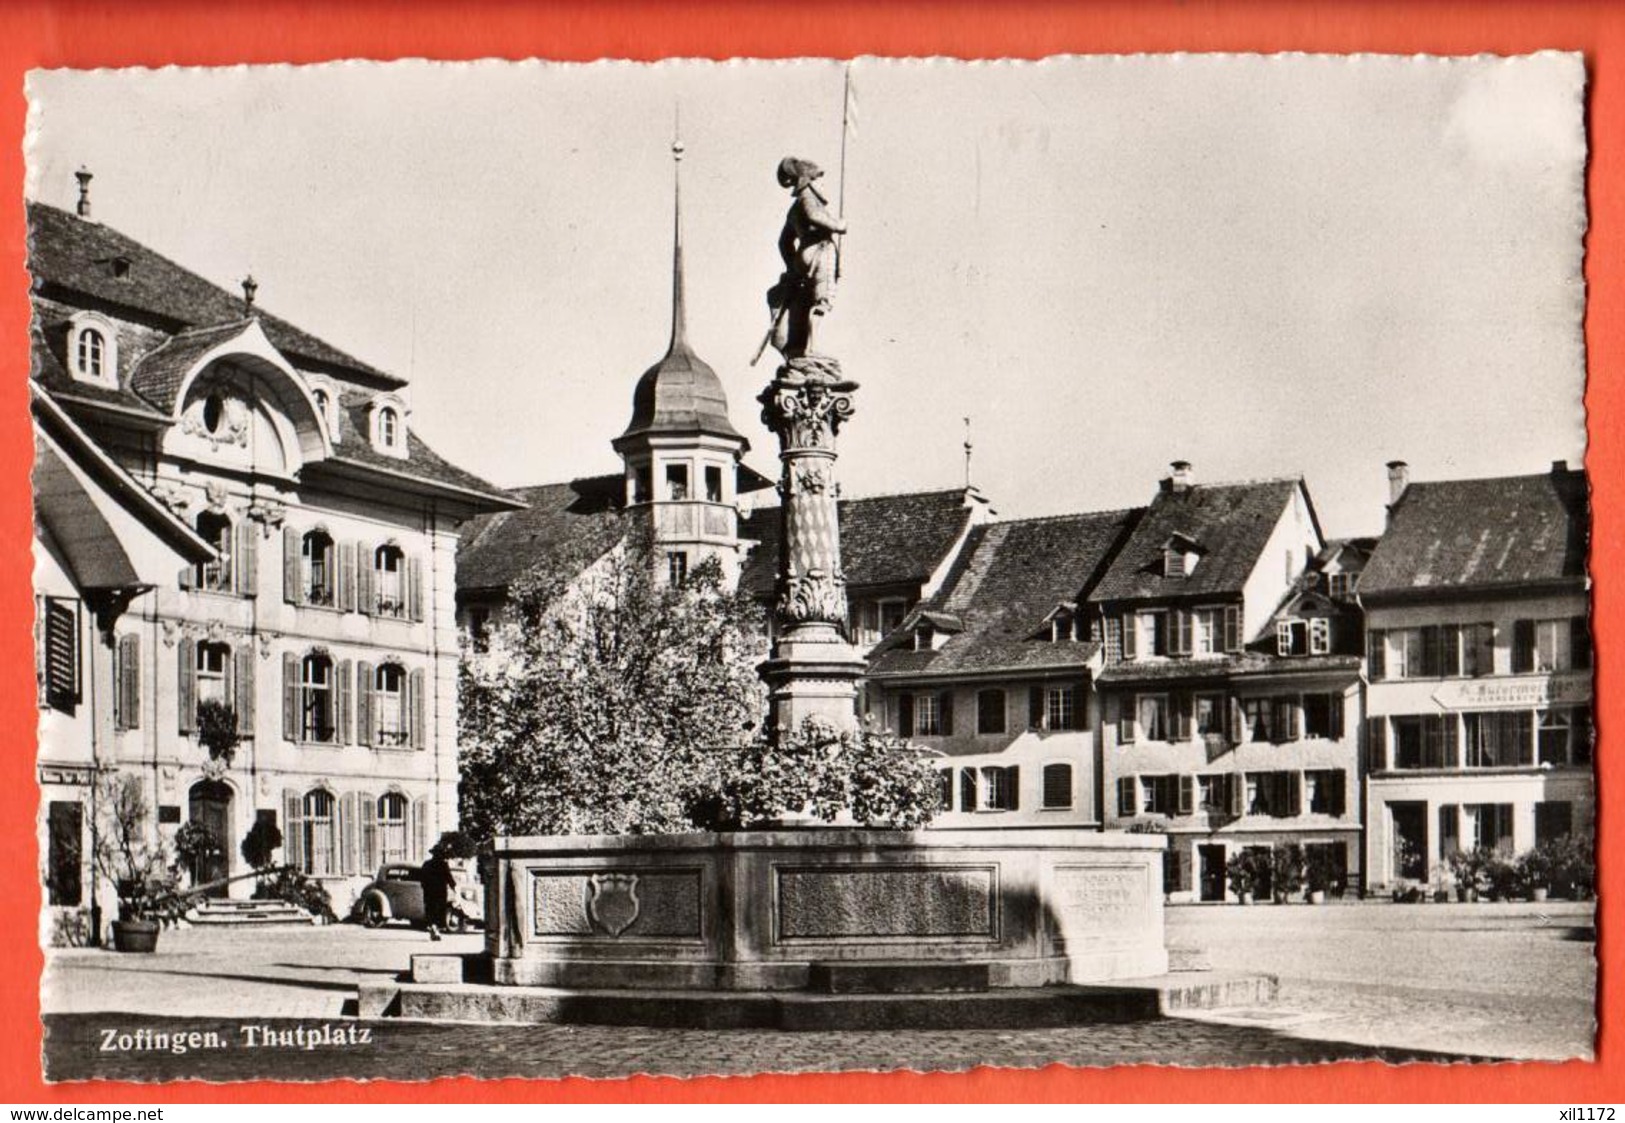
(1118, 697, 1136, 744)
(338, 792, 356, 876)
(338, 542, 356, 613)
(1104, 614, 1122, 663)
(283, 527, 302, 605)
(1329, 693, 1344, 740)
(283, 790, 304, 871)
(335, 659, 353, 745)
(1330, 771, 1347, 818)
(235, 522, 257, 595)
(1513, 619, 1536, 674)
(1439, 624, 1461, 677)
(1367, 629, 1386, 680)
(939, 690, 954, 736)
(356, 662, 374, 747)
(1005, 766, 1020, 811)
(1287, 773, 1303, 817)
(1117, 777, 1136, 817)
(1228, 696, 1244, 744)
(116, 633, 141, 731)
(1572, 616, 1592, 669)
(1425, 713, 1445, 768)
(1121, 613, 1137, 659)
(234, 646, 254, 728)
(1223, 605, 1242, 652)
(412, 797, 429, 860)
(1228, 773, 1245, 817)
(1173, 693, 1191, 741)
(410, 668, 427, 750)
(357, 547, 375, 616)
(959, 767, 978, 810)
(1175, 609, 1192, 656)
(1072, 684, 1088, 730)
(359, 794, 378, 872)
(1285, 698, 1300, 741)
(408, 555, 424, 622)
(1367, 716, 1387, 771)
(282, 652, 299, 742)
(177, 637, 196, 735)
(1440, 712, 1460, 768)
(1178, 774, 1195, 816)
(1028, 687, 1044, 730)
(898, 693, 915, 737)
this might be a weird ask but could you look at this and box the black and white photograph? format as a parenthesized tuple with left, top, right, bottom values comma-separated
(26, 54, 1593, 1083)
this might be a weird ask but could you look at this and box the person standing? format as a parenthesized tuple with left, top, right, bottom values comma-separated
(419, 843, 455, 942)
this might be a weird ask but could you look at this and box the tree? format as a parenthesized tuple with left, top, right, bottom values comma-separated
(459, 526, 945, 839)
(458, 524, 770, 839)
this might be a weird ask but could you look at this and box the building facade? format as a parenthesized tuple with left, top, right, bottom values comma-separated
(30, 183, 515, 933)
(1090, 467, 1365, 900)
(1358, 462, 1592, 892)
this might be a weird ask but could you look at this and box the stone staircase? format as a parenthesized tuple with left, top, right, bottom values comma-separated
(187, 898, 316, 927)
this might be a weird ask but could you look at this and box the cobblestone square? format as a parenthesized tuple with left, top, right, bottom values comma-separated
(38, 899, 1591, 1082)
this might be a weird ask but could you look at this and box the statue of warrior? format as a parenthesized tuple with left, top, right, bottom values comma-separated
(765, 156, 847, 363)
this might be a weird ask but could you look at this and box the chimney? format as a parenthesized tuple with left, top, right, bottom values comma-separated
(1552, 459, 1568, 474)
(1386, 460, 1410, 506)
(1169, 460, 1195, 492)
(74, 167, 93, 221)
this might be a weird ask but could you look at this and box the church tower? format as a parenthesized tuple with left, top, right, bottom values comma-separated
(611, 137, 750, 584)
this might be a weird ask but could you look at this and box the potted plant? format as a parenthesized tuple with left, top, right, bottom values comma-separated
(172, 820, 223, 890)
(195, 699, 240, 769)
(1271, 844, 1306, 904)
(1427, 861, 1452, 904)
(1447, 848, 1482, 902)
(1484, 852, 1519, 901)
(1517, 844, 1553, 902)
(1306, 848, 1337, 904)
(93, 775, 187, 951)
(1225, 851, 1256, 905)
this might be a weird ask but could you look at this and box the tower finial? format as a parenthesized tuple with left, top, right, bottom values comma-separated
(964, 416, 974, 490)
(241, 273, 258, 315)
(668, 118, 688, 352)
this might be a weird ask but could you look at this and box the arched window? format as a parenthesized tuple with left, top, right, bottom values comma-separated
(196, 512, 233, 592)
(377, 793, 408, 865)
(300, 654, 334, 742)
(374, 545, 405, 617)
(311, 387, 328, 415)
(195, 642, 231, 708)
(302, 789, 335, 876)
(378, 407, 398, 449)
(374, 664, 406, 746)
(76, 327, 104, 379)
(302, 530, 335, 606)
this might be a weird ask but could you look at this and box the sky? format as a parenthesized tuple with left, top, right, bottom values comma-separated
(25, 54, 1588, 537)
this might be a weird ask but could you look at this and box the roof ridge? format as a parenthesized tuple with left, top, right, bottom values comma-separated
(1405, 468, 1586, 488)
(994, 505, 1142, 527)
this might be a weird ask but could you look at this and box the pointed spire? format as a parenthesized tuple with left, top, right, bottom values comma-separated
(668, 121, 688, 353)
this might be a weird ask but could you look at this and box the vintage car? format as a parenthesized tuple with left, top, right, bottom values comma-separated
(352, 860, 484, 931)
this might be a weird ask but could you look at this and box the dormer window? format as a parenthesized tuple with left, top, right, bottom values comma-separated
(311, 387, 328, 414)
(68, 313, 118, 387)
(366, 396, 408, 458)
(305, 377, 341, 444)
(378, 407, 399, 449)
(914, 625, 934, 652)
(1050, 612, 1079, 643)
(1163, 535, 1200, 578)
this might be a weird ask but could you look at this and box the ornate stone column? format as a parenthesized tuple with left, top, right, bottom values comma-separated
(757, 367, 866, 737)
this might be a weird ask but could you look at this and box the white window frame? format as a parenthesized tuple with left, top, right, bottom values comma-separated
(366, 396, 409, 459)
(1137, 693, 1170, 742)
(68, 312, 119, 388)
(914, 692, 942, 736)
(375, 545, 406, 617)
(377, 793, 409, 865)
(1046, 686, 1075, 732)
(1534, 618, 1572, 673)
(374, 663, 407, 747)
(196, 641, 230, 707)
(300, 654, 334, 743)
(1309, 617, 1332, 655)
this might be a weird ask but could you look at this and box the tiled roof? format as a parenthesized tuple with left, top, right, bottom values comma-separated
(27, 201, 401, 385)
(129, 322, 255, 413)
(1089, 478, 1302, 603)
(456, 474, 627, 594)
(1096, 653, 1361, 686)
(28, 201, 515, 509)
(740, 489, 977, 599)
(615, 340, 745, 447)
(867, 508, 1140, 681)
(1358, 468, 1589, 597)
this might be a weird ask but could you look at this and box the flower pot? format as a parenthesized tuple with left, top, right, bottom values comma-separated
(1532, 886, 1549, 903)
(111, 919, 159, 953)
(1433, 890, 1450, 903)
(1308, 890, 1326, 905)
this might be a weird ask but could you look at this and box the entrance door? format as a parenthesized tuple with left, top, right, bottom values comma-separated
(1389, 801, 1428, 881)
(188, 781, 233, 896)
(1198, 844, 1227, 902)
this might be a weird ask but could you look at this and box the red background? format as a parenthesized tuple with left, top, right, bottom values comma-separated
(0, 0, 1616, 1103)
